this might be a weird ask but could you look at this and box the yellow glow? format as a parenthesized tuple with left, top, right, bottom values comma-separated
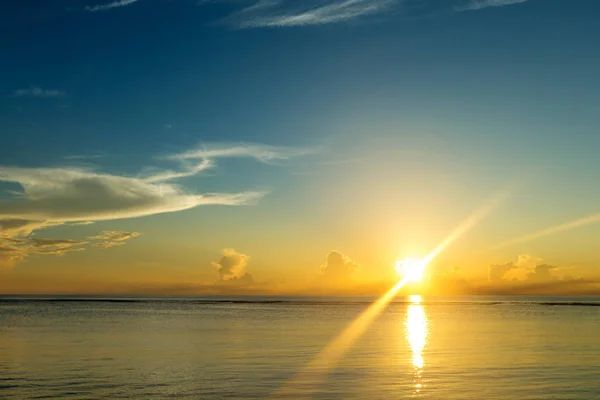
(423, 188, 511, 265)
(406, 301, 428, 369)
(409, 294, 422, 304)
(276, 189, 507, 397)
(405, 295, 428, 393)
(396, 257, 427, 282)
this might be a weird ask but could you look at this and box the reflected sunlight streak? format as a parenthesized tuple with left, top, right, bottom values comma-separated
(275, 277, 409, 397)
(406, 295, 428, 393)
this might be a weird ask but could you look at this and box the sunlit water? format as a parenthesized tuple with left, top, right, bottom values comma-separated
(1, 296, 599, 399)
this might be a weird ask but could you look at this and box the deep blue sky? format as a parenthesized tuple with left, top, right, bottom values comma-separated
(2, 0, 599, 167)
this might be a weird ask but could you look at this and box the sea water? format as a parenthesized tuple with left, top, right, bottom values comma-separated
(1, 296, 599, 399)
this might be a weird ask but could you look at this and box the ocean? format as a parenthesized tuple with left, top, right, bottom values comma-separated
(1, 296, 599, 399)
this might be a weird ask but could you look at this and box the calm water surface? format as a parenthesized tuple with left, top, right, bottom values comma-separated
(1, 296, 599, 399)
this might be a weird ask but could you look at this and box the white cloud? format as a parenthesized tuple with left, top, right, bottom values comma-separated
(85, 0, 139, 12)
(457, 0, 528, 11)
(0, 143, 310, 238)
(217, 0, 398, 28)
(0, 167, 262, 225)
(13, 86, 65, 98)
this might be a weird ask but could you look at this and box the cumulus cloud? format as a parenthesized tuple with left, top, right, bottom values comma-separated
(212, 248, 255, 284)
(489, 255, 564, 283)
(489, 261, 516, 282)
(320, 251, 359, 281)
(526, 264, 559, 282)
(13, 86, 65, 98)
(210, 0, 398, 28)
(457, 0, 528, 11)
(85, 0, 139, 12)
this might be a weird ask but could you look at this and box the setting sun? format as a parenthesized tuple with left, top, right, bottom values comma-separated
(396, 258, 427, 283)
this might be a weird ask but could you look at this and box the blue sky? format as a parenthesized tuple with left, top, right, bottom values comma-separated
(1, 0, 600, 294)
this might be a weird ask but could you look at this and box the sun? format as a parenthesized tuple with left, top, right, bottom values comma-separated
(395, 257, 427, 283)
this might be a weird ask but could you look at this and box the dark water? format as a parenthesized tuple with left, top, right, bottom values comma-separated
(1, 296, 599, 399)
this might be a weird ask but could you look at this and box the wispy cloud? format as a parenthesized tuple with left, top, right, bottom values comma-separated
(85, 0, 139, 12)
(0, 231, 144, 267)
(457, 0, 528, 11)
(13, 86, 65, 98)
(168, 142, 317, 165)
(63, 154, 103, 160)
(0, 166, 260, 226)
(0, 236, 87, 267)
(0, 143, 311, 242)
(215, 0, 398, 28)
(89, 231, 141, 248)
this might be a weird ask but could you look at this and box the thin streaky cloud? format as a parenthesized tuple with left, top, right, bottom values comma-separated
(0, 166, 265, 224)
(85, 0, 139, 12)
(221, 0, 398, 28)
(457, 0, 528, 11)
(63, 154, 103, 160)
(167, 143, 318, 165)
(13, 86, 65, 98)
(144, 159, 215, 183)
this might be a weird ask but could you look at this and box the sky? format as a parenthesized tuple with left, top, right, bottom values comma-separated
(1, 0, 600, 296)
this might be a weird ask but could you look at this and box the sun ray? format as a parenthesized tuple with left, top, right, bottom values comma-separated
(490, 213, 600, 250)
(274, 189, 510, 398)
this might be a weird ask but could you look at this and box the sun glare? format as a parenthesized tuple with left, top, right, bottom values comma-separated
(396, 257, 427, 283)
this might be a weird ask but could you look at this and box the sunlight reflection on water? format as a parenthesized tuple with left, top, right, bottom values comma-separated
(406, 295, 428, 394)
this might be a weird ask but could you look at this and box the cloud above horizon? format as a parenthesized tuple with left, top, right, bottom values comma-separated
(320, 251, 360, 282)
(0, 230, 143, 267)
(488, 254, 572, 283)
(212, 248, 256, 285)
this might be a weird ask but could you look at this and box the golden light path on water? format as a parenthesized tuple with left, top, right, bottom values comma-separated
(275, 190, 509, 398)
(406, 295, 428, 394)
